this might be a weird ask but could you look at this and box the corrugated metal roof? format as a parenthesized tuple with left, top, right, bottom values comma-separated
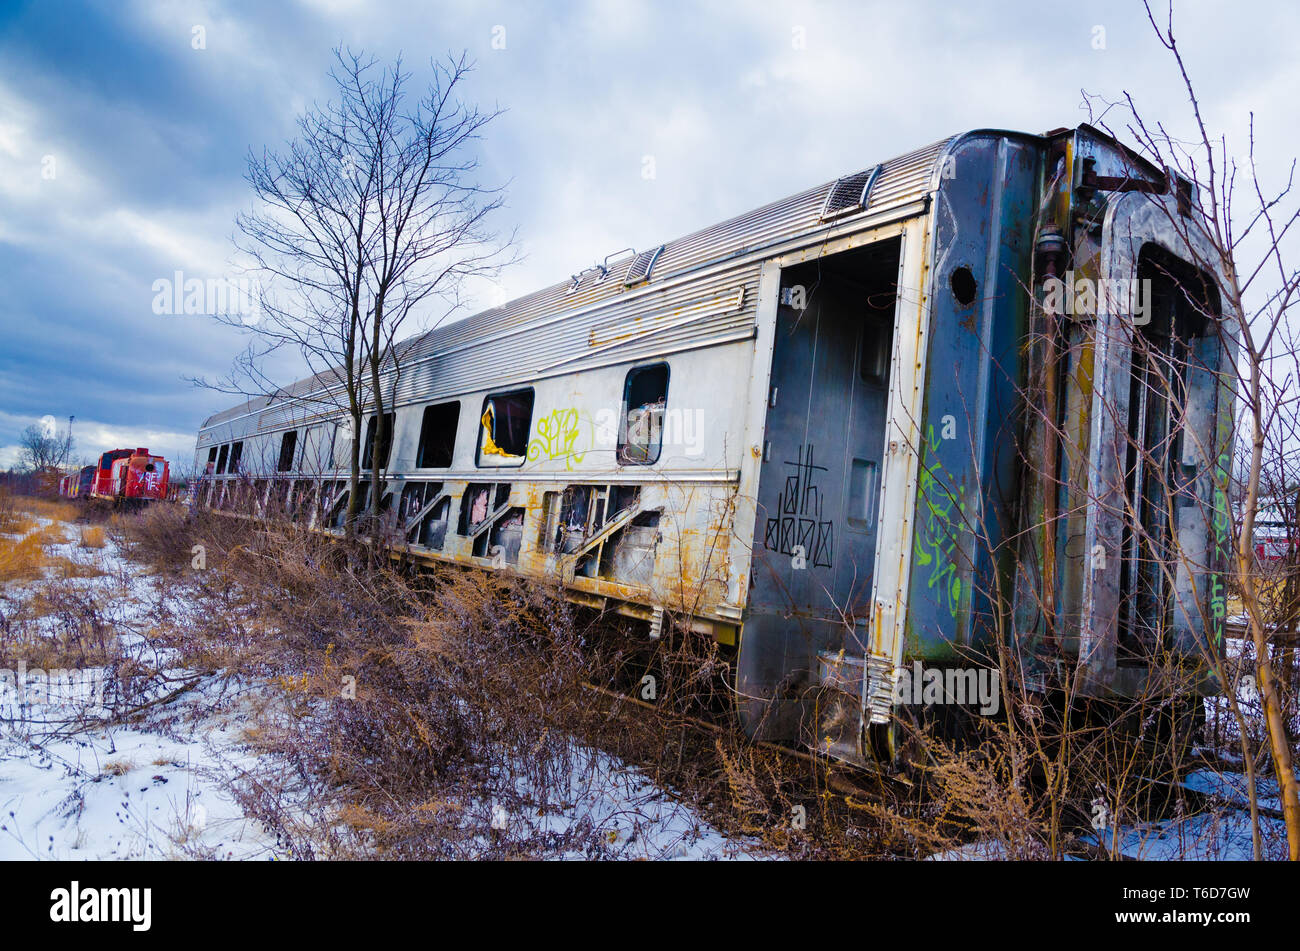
(201, 135, 951, 431)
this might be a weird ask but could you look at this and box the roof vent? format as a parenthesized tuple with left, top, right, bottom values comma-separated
(820, 164, 883, 220)
(566, 265, 606, 295)
(623, 245, 664, 286)
(567, 247, 638, 295)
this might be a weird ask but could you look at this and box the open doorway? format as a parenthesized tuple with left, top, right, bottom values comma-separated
(752, 237, 900, 620)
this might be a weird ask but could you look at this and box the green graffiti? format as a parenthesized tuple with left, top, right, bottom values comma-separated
(1209, 451, 1231, 645)
(527, 407, 590, 470)
(914, 424, 966, 619)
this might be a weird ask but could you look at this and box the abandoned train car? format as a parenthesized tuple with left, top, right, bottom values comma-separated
(193, 124, 1236, 764)
(61, 449, 170, 504)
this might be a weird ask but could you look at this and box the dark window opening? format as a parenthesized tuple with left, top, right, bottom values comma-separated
(228, 441, 244, 474)
(618, 364, 669, 465)
(416, 401, 460, 469)
(206, 447, 218, 471)
(477, 389, 534, 465)
(362, 413, 395, 471)
(216, 444, 230, 475)
(278, 430, 298, 472)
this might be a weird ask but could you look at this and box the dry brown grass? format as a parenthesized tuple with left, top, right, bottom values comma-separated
(0, 531, 49, 584)
(101, 502, 901, 858)
(79, 525, 106, 549)
(15, 497, 79, 524)
(0, 519, 76, 584)
(47, 555, 107, 580)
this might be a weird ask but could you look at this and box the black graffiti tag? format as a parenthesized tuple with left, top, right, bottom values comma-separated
(763, 444, 834, 568)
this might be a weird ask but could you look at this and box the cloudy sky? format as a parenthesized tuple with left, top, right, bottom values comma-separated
(0, 0, 1294, 471)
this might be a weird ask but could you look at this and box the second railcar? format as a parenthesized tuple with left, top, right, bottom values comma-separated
(85, 448, 170, 503)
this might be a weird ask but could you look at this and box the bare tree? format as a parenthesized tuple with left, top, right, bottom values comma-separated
(204, 48, 511, 532)
(351, 51, 514, 524)
(17, 422, 74, 473)
(1070, 0, 1300, 858)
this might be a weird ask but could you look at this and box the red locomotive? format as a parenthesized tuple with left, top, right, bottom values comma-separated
(59, 448, 170, 503)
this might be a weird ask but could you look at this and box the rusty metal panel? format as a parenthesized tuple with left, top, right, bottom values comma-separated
(905, 133, 1040, 663)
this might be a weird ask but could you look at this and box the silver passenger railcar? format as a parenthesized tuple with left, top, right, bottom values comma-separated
(194, 124, 1236, 763)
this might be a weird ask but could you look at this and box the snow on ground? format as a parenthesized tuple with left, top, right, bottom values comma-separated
(0, 517, 281, 859)
(0, 513, 758, 860)
(1082, 810, 1290, 860)
(482, 746, 760, 860)
(926, 840, 1014, 861)
(0, 697, 279, 860)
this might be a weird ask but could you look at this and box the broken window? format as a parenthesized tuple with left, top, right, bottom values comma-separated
(215, 444, 229, 475)
(229, 442, 244, 474)
(416, 401, 459, 469)
(618, 363, 669, 465)
(206, 446, 218, 473)
(325, 482, 350, 529)
(476, 389, 534, 467)
(277, 430, 298, 472)
(362, 412, 395, 471)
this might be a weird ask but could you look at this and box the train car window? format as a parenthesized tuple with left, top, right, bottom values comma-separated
(206, 446, 218, 468)
(618, 363, 669, 465)
(297, 424, 324, 473)
(331, 420, 352, 470)
(476, 389, 534, 467)
(416, 401, 460, 468)
(361, 412, 395, 470)
(277, 430, 298, 472)
(228, 441, 244, 474)
(216, 444, 230, 475)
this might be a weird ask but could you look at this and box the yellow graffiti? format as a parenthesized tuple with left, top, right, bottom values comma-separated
(527, 407, 589, 470)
